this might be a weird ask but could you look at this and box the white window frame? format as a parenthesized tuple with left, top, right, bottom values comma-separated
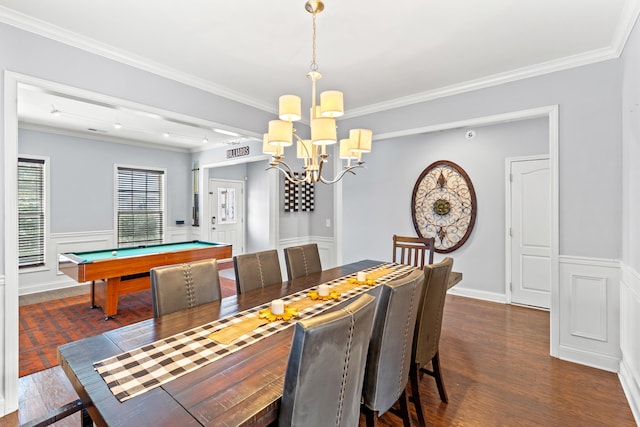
(114, 164, 167, 247)
(17, 154, 50, 273)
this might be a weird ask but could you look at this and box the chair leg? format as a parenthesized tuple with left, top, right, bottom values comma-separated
(398, 389, 412, 427)
(409, 364, 428, 427)
(362, 406, 378, 427)
(432, 352, 448, 403)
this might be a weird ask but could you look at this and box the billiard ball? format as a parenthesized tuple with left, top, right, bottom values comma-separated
(112, 251, 117, 256)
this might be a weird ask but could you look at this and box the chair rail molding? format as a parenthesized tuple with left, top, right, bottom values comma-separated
(620, 263, 640, 425)
(558, 255, 621, 372)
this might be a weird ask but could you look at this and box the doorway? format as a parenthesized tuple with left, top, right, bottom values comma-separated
(208, 179, 245, 256)
(506, 155, 551, 309)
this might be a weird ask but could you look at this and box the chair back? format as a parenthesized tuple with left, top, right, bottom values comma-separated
(150, 258, 221, 317)
(279, 294, 376, 427)
(413, 257, 454, 368)
(392, 234, 435, 268)
(362, 269, 425, 414)
(283, 243, 322, 280)
(233, 249, 282, 294)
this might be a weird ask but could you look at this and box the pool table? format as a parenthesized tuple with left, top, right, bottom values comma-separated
(58, 240, 232, 319)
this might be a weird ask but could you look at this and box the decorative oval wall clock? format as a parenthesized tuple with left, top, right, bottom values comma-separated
(411, 160, 477, 253)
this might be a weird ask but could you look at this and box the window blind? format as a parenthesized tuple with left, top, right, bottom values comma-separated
(117, 167, 165, 247)
(18, 157, 45, 268)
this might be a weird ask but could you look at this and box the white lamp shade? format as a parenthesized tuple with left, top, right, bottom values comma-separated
(320, 90, 344, 118)
(279, 95, 301, 122)
(268, 120, 293, 147)
(297, 139, 313, 159)
(311, 117, 337, 145)
(263, 133, 279, 155)
(339, 138, 358, 159)
(349, 129, 372, 152)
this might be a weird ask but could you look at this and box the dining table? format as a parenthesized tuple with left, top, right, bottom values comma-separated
(57, 259, 462, 427)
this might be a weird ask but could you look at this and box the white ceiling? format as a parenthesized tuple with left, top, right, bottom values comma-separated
(2, 0, 639, 151)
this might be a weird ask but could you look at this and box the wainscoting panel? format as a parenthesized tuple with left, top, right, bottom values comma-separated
(19, 230, 114, 295)
(558, 256, 621, 372)
(19, 227, 195, 296)
(278, 236, 335, 278)
(569, 274, 608, 341)
(620, 264, 640, 424)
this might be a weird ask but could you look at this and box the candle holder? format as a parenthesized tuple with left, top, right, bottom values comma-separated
(307, 285, 341, 301)
(259, 301, 298, 322)
(348, 275, 376, 286)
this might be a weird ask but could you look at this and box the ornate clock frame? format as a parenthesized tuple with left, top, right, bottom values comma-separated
(411, 160, 477, 253)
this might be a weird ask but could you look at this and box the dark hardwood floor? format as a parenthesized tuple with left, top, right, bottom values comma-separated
(2, 294, 636, 426)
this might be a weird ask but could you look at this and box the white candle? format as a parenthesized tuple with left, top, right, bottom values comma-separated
(318, 284, 330, 297)
(271, 299, 285, 315)
(357, 271, 367, 282)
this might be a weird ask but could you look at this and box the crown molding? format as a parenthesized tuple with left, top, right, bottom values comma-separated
(2, 3, 639, 119)
(347, 46, 620, 118)
(347, 3, 640, 118)
(0, 6, 276, 114)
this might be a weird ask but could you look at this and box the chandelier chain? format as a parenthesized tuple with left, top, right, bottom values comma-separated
(264, 0, 372, 185)
(310, 12, 318, 72)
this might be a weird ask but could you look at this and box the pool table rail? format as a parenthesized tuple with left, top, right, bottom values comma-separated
(58, 241, 232, 319)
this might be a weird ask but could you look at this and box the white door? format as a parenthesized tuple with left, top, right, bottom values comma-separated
(208, 179, 244, 256)
(509, 157, 551, 309)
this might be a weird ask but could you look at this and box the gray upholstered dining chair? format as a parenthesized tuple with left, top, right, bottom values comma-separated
(409, 257, 454, 427)
(233, 249, 282, 294)
(392, 234, 435, 268)
(279, 293, 377, 427)
(150, 258, 221, 317)
(283, 243, 322, 280)
(361, 269, 425, 427)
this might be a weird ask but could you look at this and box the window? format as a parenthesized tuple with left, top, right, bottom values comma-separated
(18, 157, 46, 268)
(116, 167, 165, 247)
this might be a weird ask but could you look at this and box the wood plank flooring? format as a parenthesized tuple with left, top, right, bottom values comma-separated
(2, 294, 636, 426)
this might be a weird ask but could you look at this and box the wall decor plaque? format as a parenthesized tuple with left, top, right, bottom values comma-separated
(411, 160, 477, 253)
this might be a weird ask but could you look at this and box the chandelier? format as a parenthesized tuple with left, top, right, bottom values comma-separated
(263, 0, 373, 184)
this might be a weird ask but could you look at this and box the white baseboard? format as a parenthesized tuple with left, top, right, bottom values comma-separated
(447, 286, 508, 304)
(620, 358, 640, 425)
(19, 277, 86, 296)
(557, 344, 621, 372)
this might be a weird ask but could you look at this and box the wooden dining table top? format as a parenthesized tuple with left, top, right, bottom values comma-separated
(57, 259, 462, 427)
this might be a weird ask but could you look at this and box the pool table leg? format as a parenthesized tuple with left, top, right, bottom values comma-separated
(93, 278, 120, 320)
(89, 281, 98, 309)
(103, 277, 120, 320)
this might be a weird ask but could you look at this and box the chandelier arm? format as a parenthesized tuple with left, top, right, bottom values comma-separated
(319, 164, 364, 184)
(268, 157, 296, 176)
(317, 152, 327, 179)
(266, 164, 307, 184)
(265, 0, 373, 186)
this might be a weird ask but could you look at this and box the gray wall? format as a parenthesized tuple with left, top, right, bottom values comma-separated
(342, 60, 622, 261)
(342, 118, 548, 294)
(208, 163, 247, 181)
(622, 17, 640, 271)
(18, 129, 192, 232)
(0, 20, 271, 273)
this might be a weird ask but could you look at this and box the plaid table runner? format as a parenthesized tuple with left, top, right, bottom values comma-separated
(94, 263, 414, 402)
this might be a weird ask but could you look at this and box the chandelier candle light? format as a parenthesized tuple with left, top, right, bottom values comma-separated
(263, 0, 373, 184)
